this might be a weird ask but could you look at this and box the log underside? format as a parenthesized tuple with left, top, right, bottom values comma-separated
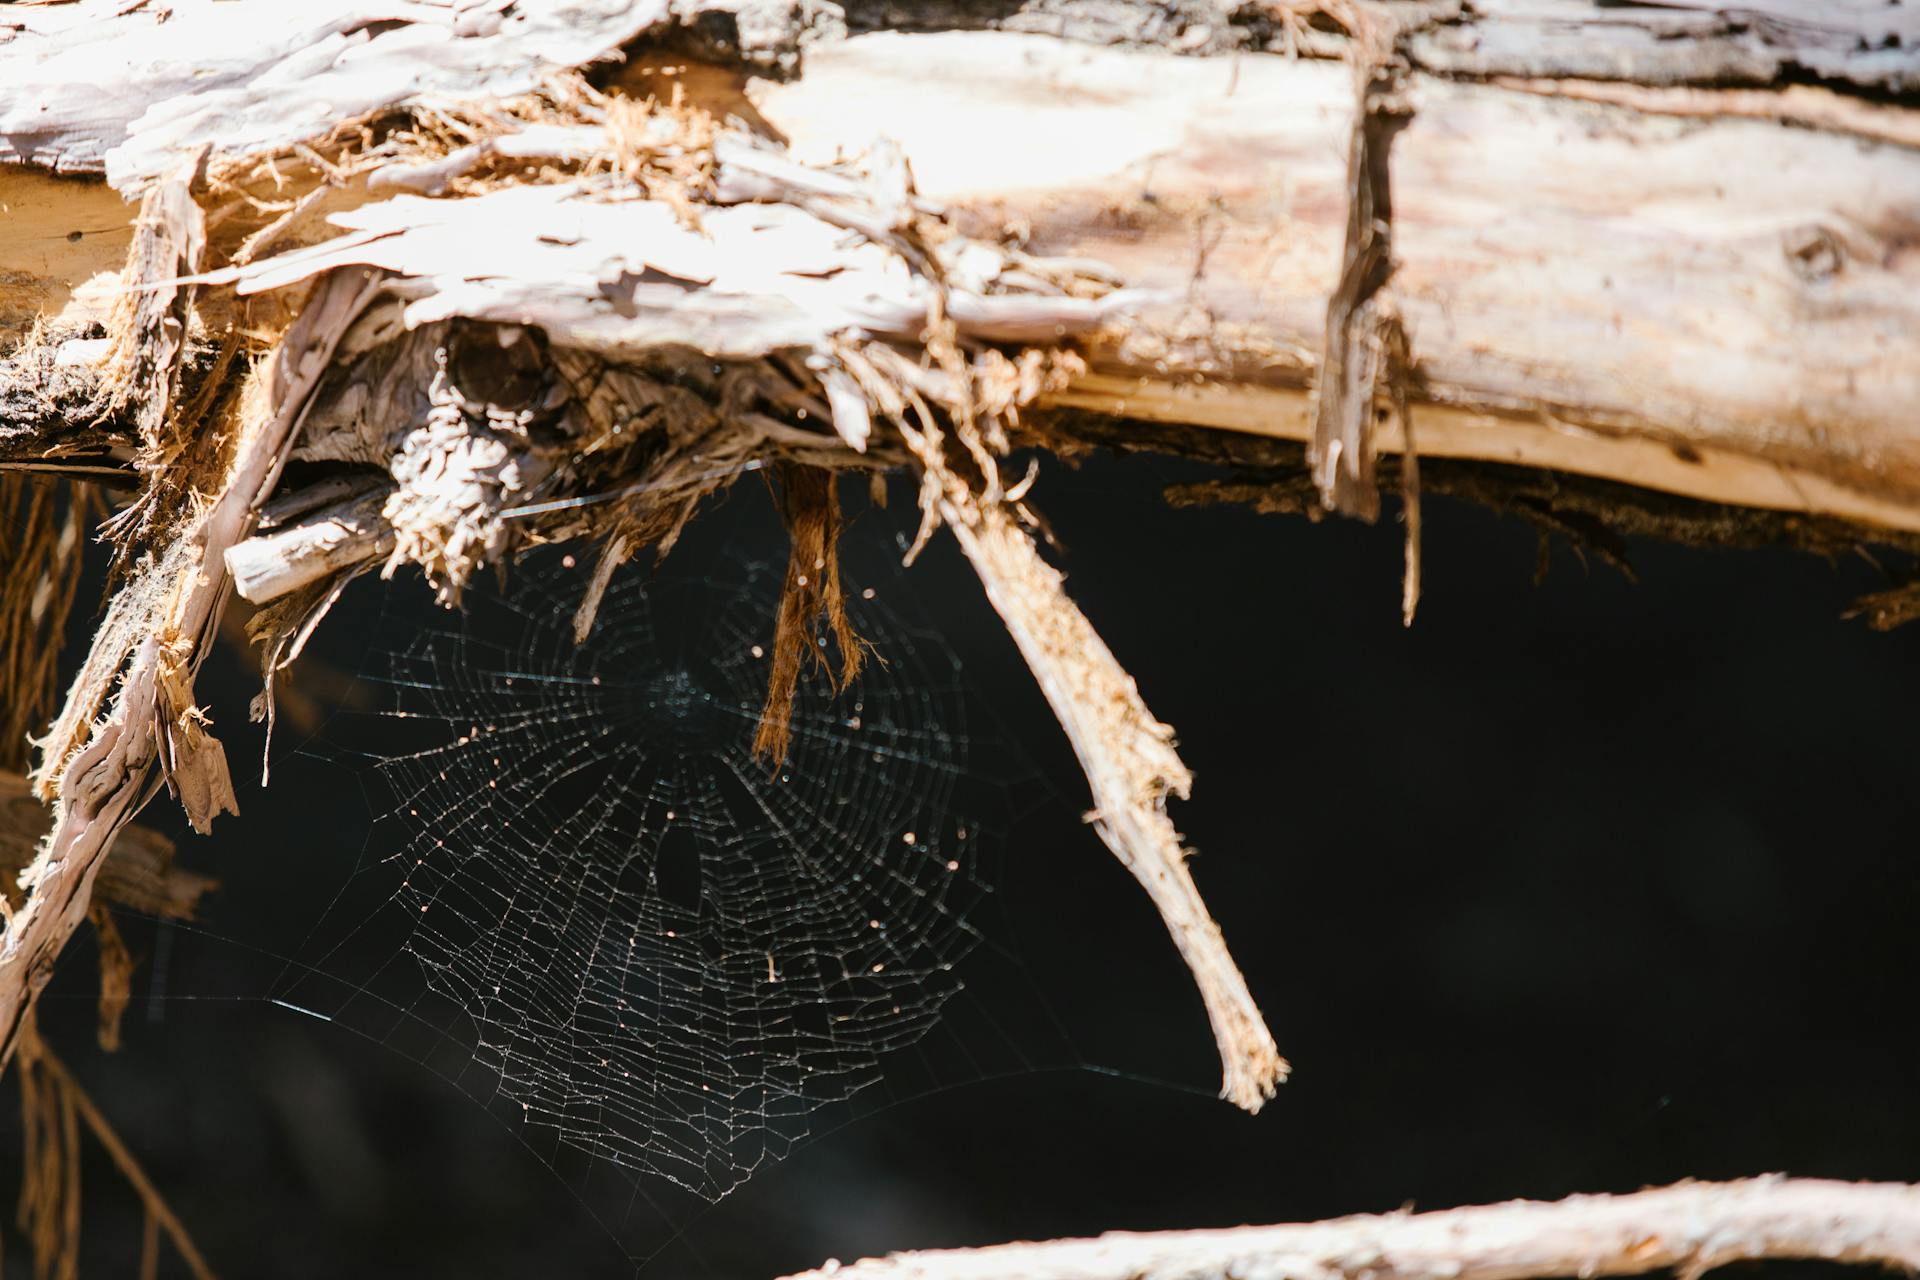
(0, 0, 1916, 1115)
(7, 19, 1919, 532)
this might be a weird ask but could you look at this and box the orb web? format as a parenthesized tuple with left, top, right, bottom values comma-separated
(347, 553, 990, 1199)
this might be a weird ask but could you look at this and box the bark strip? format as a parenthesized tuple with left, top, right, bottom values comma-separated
(756, 462, 861, 767)
(1309, 3, 1412, 522)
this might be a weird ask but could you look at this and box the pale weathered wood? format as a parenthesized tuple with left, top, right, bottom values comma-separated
(901, 434, 1286, 1111)
(749, 32, 1920, 533)
(226, 486, 395, 605)
(1412, 1, 1919, 96)
(780, 1177, 1920, 1280)
(186, 177, 1145, 359)
(0, 0, 672, 186)
(7, 21, 1918, 533)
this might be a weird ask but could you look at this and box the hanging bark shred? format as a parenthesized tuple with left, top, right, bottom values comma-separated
(0, 480, 94, 773)
(1309, 5, 1408, 516)
(1299, 2, 1426, 618)
(84, 905, 132, 1054)
(755, 462, 862, 768)
(95, 153, 207, 481)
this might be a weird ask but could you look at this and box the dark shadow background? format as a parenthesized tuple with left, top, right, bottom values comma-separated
(13, 448, 1920, 1277)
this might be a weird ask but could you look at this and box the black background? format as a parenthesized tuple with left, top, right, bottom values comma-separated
(15, 448, 1920, 1277)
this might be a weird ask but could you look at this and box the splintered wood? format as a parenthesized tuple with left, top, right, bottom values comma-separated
(0, 268, 384, 1070)
(0, 0, 1290, 1107)
(920, 467, 1287, 1109)
(1, 0, 1917, 1116)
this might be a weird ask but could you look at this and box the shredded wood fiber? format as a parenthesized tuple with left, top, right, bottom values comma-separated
(0, 16, 1285, 1133)
(756, 462, 862, 768)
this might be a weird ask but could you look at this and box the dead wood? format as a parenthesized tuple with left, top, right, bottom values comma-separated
(0, 0, 1914, 1152)
(778, 1176, 1920, 1280)
(751, 27, 1920, 533)
(913, 458, 1288, 1109)
(0, 267, 382, 1073)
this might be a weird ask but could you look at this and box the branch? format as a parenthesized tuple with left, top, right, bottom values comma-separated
(900, 440, 1285, 1111)
(225, 482, 395, 605)
(781, 1177, 1920, 1280)
(0, 266, 383, 1069)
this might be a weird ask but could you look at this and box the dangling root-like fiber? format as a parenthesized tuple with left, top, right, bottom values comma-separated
(755, 462, 863, 768)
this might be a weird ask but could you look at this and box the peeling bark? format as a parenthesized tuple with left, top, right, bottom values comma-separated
(751, 31, 1920, 532)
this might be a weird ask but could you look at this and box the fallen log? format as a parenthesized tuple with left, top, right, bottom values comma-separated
(0, 0, 1915, 1150)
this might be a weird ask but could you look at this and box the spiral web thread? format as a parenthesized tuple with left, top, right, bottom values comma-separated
(314, 553, 994, 1200)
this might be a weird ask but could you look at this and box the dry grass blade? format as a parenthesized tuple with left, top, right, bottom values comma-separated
(15, 1019, 219, 1280)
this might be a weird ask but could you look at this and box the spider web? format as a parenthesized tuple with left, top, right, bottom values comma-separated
(280, 549, 1002, 1203)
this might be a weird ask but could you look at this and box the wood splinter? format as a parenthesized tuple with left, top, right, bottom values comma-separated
(904, 440, 1287, 1111)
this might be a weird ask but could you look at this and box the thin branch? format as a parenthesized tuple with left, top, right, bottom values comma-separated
(782, 1177, 1920, 1280)
(899, 434, 1286, 1111)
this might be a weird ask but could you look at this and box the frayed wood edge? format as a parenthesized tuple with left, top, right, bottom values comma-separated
(244, 563, 369, 785)
(1308, 1, 1428, 622)
(780, 1175, 1920, 1280)
(756, 462, 862, 769)
(30, 157, 208, 800)
(0, 267, 386, 1072)
(1374, 298, 1418, 626)
(1307, 2, 1406, 521)
(95, 150, 207, 451)
(0, 479, 95, 769)
(571, 532, 631, 644)
(901, 437, 1285, 1112)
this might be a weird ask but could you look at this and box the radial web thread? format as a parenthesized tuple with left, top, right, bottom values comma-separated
(321, 553, 994, 1199)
